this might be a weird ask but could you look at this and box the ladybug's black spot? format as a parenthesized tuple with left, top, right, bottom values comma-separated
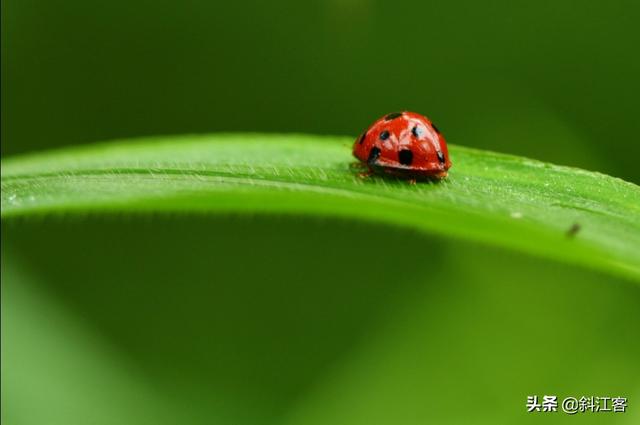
(411, 126, 424, 138)
(358, 131, 367, 144)
(379, 130, 390, 140)
(398, 149, 413, 166)
(368, 147, 381, 164)
(432, 123, 441, 134)
(437, 151, 446, 164)
(384, 112, 403, 121)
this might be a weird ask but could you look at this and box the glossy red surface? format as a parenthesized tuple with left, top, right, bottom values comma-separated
(352, 111, 452, 179)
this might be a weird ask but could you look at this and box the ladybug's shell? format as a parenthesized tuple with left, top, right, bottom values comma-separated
(353, 111, 452, 179)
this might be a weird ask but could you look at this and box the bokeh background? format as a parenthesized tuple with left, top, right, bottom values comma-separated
(3, 0, 640, 183)
(2, 1, 640, 424)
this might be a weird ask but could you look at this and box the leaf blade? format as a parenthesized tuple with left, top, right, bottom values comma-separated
(2, 133, 639, 280)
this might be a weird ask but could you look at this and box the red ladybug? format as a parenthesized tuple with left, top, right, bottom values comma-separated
(353, 111, 452, 180)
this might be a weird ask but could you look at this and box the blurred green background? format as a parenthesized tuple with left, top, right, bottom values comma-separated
(4, 218, 640, 424)
(2, 1, 640, 424)
(2, 0, 640, 182)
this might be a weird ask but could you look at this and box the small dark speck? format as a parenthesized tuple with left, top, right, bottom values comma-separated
(432, 123, 441, 134)
(384, 112, 403, 121)
(566, 223, 581, 238)
(437, 151, 445, 164)
(379, 130, 390, 140)
(358, 131, 367, 144)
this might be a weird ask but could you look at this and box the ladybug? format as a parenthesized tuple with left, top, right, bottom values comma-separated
(353, 111, 452, 180)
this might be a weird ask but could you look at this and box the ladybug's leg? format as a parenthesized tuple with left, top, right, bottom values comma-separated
(355, 164, 376, 179)
(351, 162, 371, 177)
(408, 178, 417, 185)
(357, 169, 374, 179)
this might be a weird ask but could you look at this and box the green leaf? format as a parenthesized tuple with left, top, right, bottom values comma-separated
(2, 133, 639, 280)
